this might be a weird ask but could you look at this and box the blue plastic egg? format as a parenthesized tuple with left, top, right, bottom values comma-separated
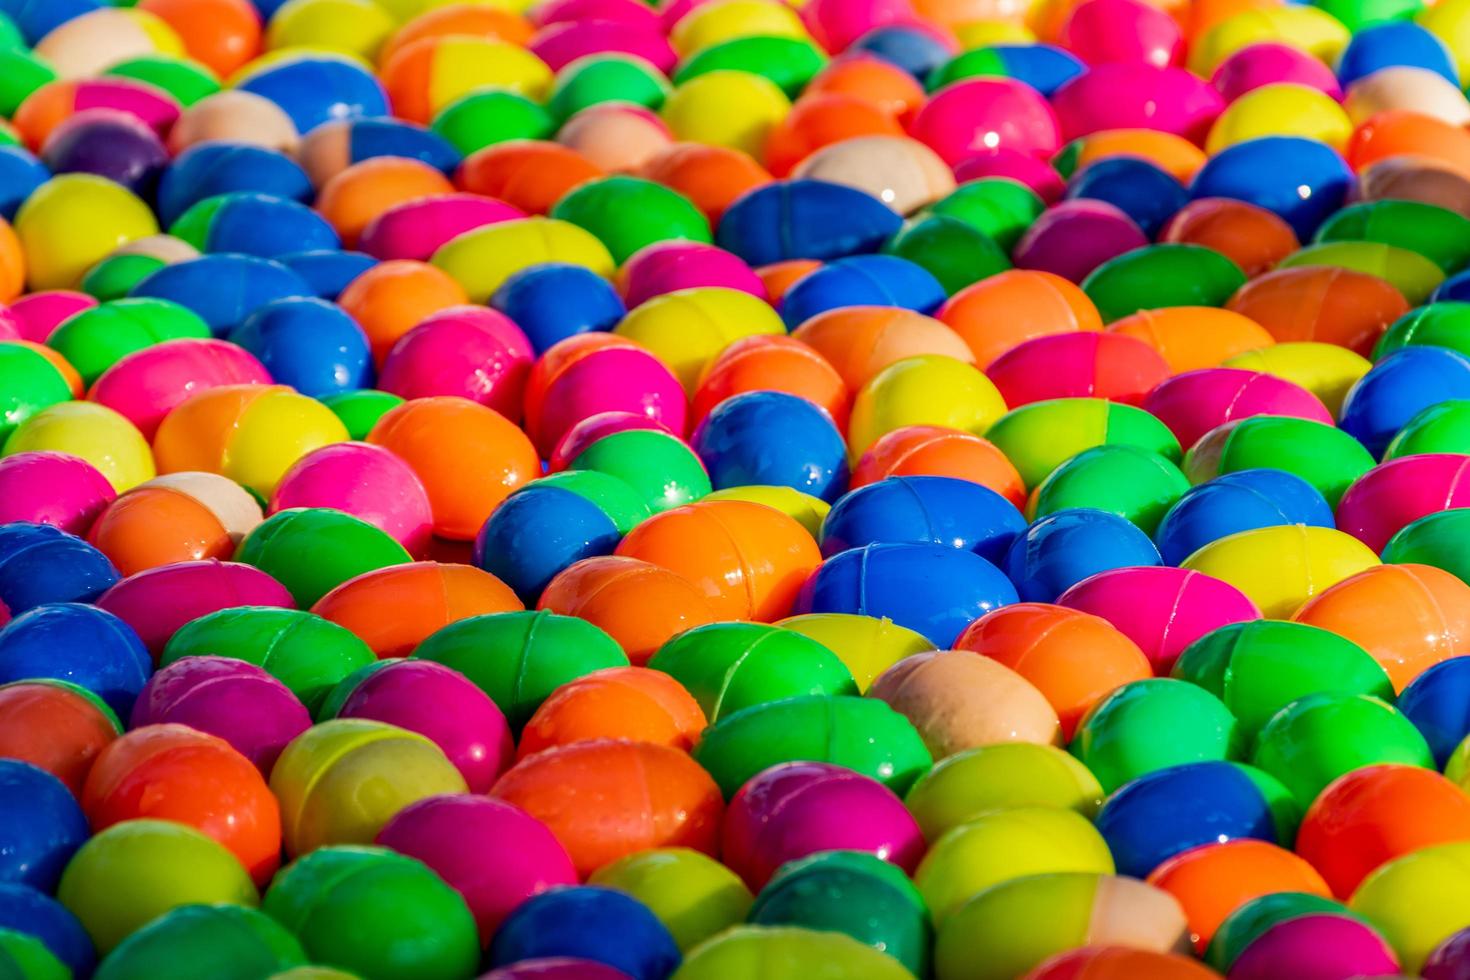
(1189, 136, 1355, 240)
(278, 250, 377, 300)
(489, 263, 626, 355)
(0, 761, 89, 893)
(1153, 469, 1336, 565)
(235, 56, 391, 136)
(0, 884, 95, 978)
(339, 117, 461, 175)
(1003, 508, 1163, 603)
(795, 541, 1019, 647)
(0, 145, 50, 220)
(488, 886, 681, 980)
(1095, 760, 1298, 879)
(156, 143, 314, 226)
(1066, 157, 1188, 239)
(1336, 22, 1458, 88)
(131, 254, 313, 336)
(172, 192, 341, 258)
(474, 485, 622, 604)
(1339, 346, 1470, 458)
(779, 254, 947, 328)
(849, 25, 954, 80)
(1397, 656, 1470, 767)
(0, 602, 150, 716)
(692, 391, 850, 502)
(819, 475, 1025, 563)
(228, 296, 372, 398)
(716, 180, 904, 266)
(0, 525, 119, 621)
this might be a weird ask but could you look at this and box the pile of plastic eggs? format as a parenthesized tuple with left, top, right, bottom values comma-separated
(14, 0, 1470, 978)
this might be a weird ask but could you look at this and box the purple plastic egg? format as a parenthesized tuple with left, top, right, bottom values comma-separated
(96, 559, 295, 655)
(270, 441, 435, 557)
(40, 109, 171, 197)
(481, 959, 634, 980)
(1425, 925, 1470, 980)
(337, 660, 515, 793)
(129, 654, 310, 773)
(376, 794, 579, 943)
(1013, 199, 1149, 283)
(0, 451, 117, 535)
(619, 241, 765, 308)
(722, 761, 926, 891)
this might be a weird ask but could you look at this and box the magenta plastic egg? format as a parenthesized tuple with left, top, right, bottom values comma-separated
(129, 654, 311, 773)
(1057, 565, 1262, 675)
(96, 559, 294, 656)
(378, 307, 534, 422)
(1051, 63, 1224, 142)
(548, 411, 674, 472)
(270, 441, 434, 557)
(950, 149, 1066, 203)
(1013, 199, 1148, 283)
(87, 338, 271, 439)
(910, 78, 1062, 167)
(1336, 454, 1470, 553)
(1228, 914, 1400, 980)
(1140, 368, 1334, 449)
(23, 78, 182, 142)
(985, 331, 1171, 407)
(0, 310, 17, 340)
(336, 660, 515, 793)
(530, 21, 676, 73)
(376, 793, 579, 942)
(534, 0, 662, 28)
(10, 291, 96, 342)
(483, 962, 634, 980)
(358, 194, 527, 264)
(721, 761, 926, 891)
(801, 0, 919, 53)
(1210, 42, 1344, 102)
(0, 451, 116, 534)
(620, 241, 765, 308)
(530, 341, 688, 456)
(1059, 0, 1183, 68)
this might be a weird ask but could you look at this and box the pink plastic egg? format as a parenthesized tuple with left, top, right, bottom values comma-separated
(0, 451, 116, 534)
(9, 291, 96, 342)
(270, 441, 435, 557)
(96, 559, 295, 656)
(1051, 63, 1224, 143)
(1013, 199, 1149, 283)
(1059, 0, 1183, 68)
(722, 761, 926, 890)
(376, 794, 579, 942)
(1057, 565, 1262, 675)
(910, 77, 1062, 167)
(950, 148, 1066, 202)
(1228, 914, 1400, 980)
(533, 0, 662, 28)
(530, 20, 677, 72)
(378, 306, 534, 422)
(526, 336, 688, 457)
(1141, 367, 1334, 449)
(985, 331, 1171, 407)
(129, 654, 311, 773)
(801, 0, 920, 53)
(619, 241, 765, 308)
(358, 194, 526, 263)
(87, 338, 271, 439)
(1336, 454, 1470, 553)
(1210, 42, 1345, 102)
(337, 660, 515, 793)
